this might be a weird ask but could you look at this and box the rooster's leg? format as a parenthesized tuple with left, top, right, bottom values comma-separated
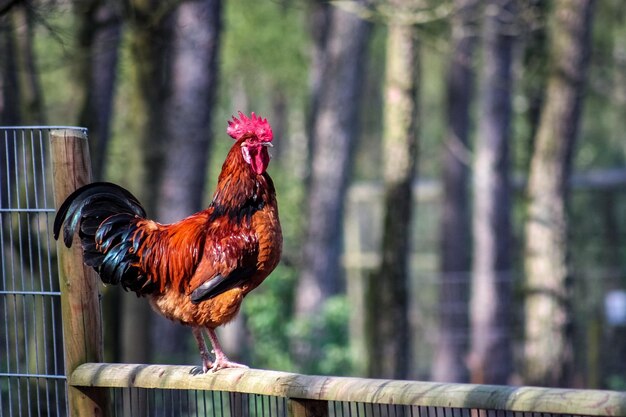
(205, 328, 249, 372)
(192, 327, 213, 373)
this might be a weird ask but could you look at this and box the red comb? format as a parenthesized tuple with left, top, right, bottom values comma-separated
(227, 111, 273, 142)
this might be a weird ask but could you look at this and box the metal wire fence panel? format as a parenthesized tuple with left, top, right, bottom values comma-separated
(109, 388, 289, 417)
(1, 127, 86, 417)
(327, 403, 594, 417)
(105, 389, 602, 417)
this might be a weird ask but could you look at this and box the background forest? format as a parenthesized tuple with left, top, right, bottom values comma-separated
(1, 0, 625, 391)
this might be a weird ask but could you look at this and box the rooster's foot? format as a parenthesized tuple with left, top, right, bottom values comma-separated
(209, 357, 249, 372)
(205, 328, 249, 372)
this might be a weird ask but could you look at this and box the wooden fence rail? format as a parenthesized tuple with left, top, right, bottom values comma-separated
(69, 363, 626, 416)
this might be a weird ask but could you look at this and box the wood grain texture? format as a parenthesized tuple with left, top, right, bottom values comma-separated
(51, 130, 109, 417)
(71, 363, 626, 416)
(288, 398, 328, 417)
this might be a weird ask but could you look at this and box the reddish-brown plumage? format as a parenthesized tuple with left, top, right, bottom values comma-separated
(133, 133, 282, 330)
(54, 112, 282, 372)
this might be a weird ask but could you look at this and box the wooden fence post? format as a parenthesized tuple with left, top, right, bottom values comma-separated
(288, 398, 329, 417)
(51, 129, 109, 417)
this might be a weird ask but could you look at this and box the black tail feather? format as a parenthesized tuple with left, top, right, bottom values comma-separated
(53, 182, 155, 295)
(53, 182, 146, 246)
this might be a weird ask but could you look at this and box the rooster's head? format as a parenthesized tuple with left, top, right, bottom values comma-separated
(227, 112, 273, 175)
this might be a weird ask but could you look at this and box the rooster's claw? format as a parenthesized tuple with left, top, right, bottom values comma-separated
(210, 358, 249, 372)
(190, 366, 206, 376)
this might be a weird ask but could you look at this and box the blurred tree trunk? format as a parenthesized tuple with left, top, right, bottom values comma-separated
(294, 0, 371, 367)
(602, 6, 626, 389)
(468, 0, 516, 385)
(523, 0, 595, 387)
(520, 0, 549, 170)
(155, 0, 222, 363)
(600, 191, 625, 388)
(158, 0, 221, 220)
(120, 0, 177, 367)
(12, 3, 45, 124)
(125, 0, 175, 211)
(0, 7, 20, 125)
(304, 0, 332, 183)
(432, 0, 478, 383)
(74, 0, 123, 180)
(0, 4, 44, 124)
(366, 4, 418, 380)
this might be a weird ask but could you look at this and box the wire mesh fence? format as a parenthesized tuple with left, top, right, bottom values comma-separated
(0, 126, 86, 417)
(109, 388, 288, 417)
(105, 386, 599, 417)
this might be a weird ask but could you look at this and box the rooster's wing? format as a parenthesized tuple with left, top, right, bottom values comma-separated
(186, 216, 260, 304)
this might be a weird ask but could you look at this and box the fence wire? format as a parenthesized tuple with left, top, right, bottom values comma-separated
(109, 388, 288, 417)
(106, 387, 596, 417)
(0, 127, 85, 417)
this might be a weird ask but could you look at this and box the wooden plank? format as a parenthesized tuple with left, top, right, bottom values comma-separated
(71, 363, 626, 416)
(51, 130, 109, 417)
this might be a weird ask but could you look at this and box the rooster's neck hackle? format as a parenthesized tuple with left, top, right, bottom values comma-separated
(209, 139, 272, 222)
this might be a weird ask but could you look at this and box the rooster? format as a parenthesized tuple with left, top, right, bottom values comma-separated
(53, 112, 282, 372)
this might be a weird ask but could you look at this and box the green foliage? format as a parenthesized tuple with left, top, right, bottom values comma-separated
(419, 43, 446, 177)
(607, 374, 626, 391)
(106, 30, 149, 193)
(243, 264, 297, 371)
(33, 4, 81, 123)
(287, 296, 353, 375)
(220, 0, 309, 107)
